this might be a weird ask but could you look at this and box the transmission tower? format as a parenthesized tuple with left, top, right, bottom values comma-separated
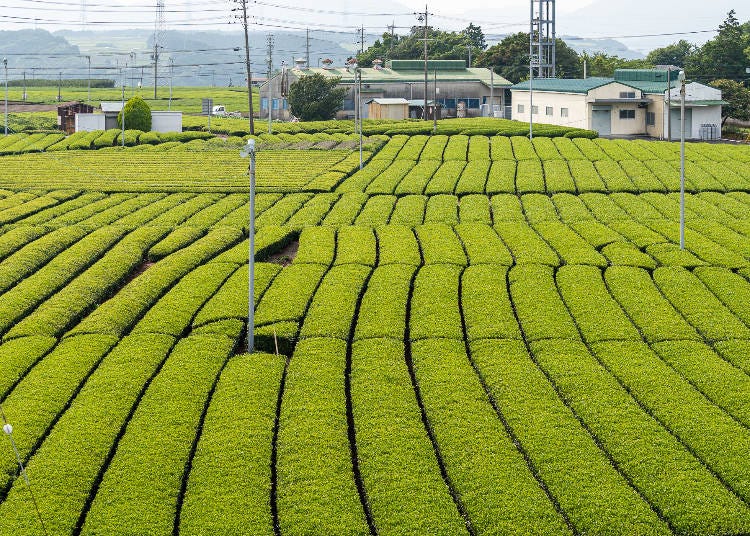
(530, 0, 555, 78)
(153, 0, 166, 98)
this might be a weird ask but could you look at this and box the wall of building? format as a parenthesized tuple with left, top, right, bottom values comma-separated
(648, 96, 666, 139)
(261, 71, 502, 120)
(510, 90, 588, 129)
(587, 83, 648, 136)
(369, 103, 408, 120)
(662, 83, 722, 140)
(151, 112, 183, 133)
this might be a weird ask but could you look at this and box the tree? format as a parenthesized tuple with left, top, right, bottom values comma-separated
(710, 79, 750, 125)
(579, 52, 651, 78)
(645, 40, 697, 68)
(461, 23, 487, 52)
(474, 33, 582, 83)
(356, 24, 486, 66)
(687, 11, 750, 82)
(117, 96, 151, 131)
(288, 74, 348, 121)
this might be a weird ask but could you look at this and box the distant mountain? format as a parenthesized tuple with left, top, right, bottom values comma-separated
(563, 0, 749, 54)
(0, 29, 355, 86)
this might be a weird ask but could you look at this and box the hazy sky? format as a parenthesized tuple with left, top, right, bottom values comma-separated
(1, 0, 747, 53)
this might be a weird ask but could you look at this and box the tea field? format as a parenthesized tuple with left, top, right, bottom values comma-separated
(0, 132, 750, 535)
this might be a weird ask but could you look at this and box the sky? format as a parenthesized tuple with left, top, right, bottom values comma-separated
(0, 0, 747, 54)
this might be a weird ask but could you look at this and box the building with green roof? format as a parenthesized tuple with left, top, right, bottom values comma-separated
(260, 59, 512, 121)
(510, 69, 724, 140)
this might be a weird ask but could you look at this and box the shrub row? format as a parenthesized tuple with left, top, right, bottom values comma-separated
(276, 337, 370, 535)
(410, 264, 463, 340)
(376, 225, 421, 266)
(531, 338, 750, 534)
(68, 227, 242, 337)
(179, 352, 284, 536)
(5, 226, 169, 340)
(0, 334, 175, 536)
(299, 264, 371, 340)
(0, 334, 119, 494)
(79, 335, 236, 536)
(0, 226, 126, 335)
(354, 264, 415, 341)
(469, 338, 668, 534)
(411, 338, 575, 535)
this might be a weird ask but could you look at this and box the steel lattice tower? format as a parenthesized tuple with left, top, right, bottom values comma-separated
(530, 0, 556, 78)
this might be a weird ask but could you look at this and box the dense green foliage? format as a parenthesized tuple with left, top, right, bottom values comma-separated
(288, 74, 349, 121)
(117, 96, 152, 132)
(0, 129, 748, 534)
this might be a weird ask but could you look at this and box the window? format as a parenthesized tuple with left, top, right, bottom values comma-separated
(260, 97, 268, 110)
(343, 99, 354, 111)
(531, 106, 539, 115)
(545, 106, 553, 116)
(619, 109, 636, 120)
(646, 111, 656, 126)
(467, 98, 480, 109)
(619, 91, 636, 99)
(561, 107, 569, 118)
(517, 104, 525, 114)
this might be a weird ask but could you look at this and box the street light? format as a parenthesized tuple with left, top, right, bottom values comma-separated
(240, 139, 257, 353)
(678, 70, 686, 250)
(3, 58, 7, 136)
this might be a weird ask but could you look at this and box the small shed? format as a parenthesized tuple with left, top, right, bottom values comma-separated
(100, 102, 124, 130)
(367, 98, 409, 120)
(57, 103, 94, 134)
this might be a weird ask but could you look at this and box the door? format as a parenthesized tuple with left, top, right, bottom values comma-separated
(592, 109, 611, 136)
(670, 108, 693, 140)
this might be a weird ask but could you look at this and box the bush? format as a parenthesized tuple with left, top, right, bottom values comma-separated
(117, 96, 151, 132)
(138, 131, 161, 145)
(564, 129, 598, 139)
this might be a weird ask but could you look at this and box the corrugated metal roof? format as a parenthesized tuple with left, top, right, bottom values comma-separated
(367, 98, 409, 105)
(387, 59, 467, 71)
(288, 66, 511, 86)
(669, 100, 728, 107)
(510, 77, 613, 93)
(511, 77, 684, 95)
(623, 79, 679, 94)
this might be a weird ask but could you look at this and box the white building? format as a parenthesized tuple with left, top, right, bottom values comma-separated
(510, 69, 725, 140)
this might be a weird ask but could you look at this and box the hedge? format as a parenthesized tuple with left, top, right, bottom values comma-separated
(80, 335, 235, 536)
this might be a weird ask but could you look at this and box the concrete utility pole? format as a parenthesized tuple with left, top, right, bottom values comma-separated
(266, 34, 274, 133)
(240, 139, 257, 353)
(3, 58, 7, 136)
(306, 28, 311, 68)
(235, 0, 255, 134)
(415, 5, 432, 121)
(679, 70, 686, 250)
(85, 56, 91, 105)
(667, 69, 673, 140)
